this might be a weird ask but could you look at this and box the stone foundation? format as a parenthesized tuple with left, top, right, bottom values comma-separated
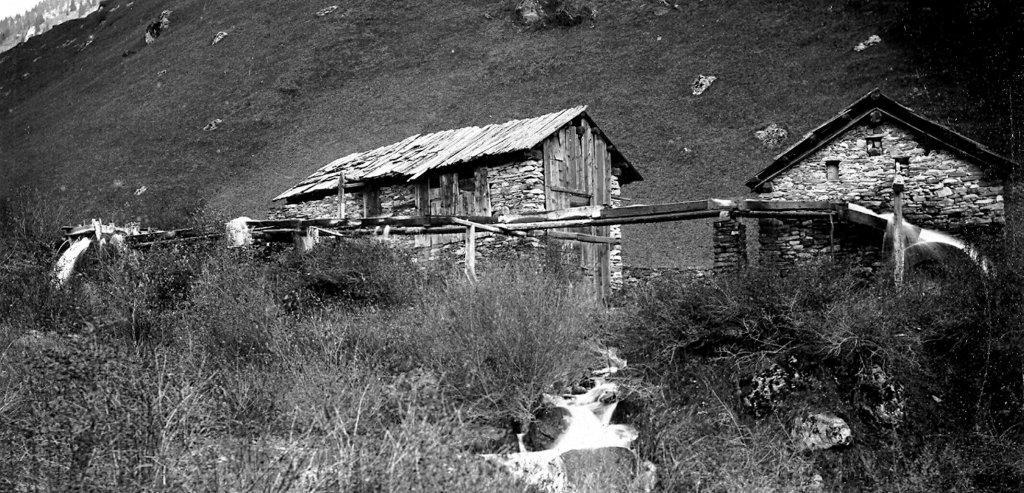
(713, 218, 747, 273)
(757, 218, 839, 266)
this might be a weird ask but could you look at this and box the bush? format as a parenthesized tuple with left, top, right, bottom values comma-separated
(414, 263, 603, 421)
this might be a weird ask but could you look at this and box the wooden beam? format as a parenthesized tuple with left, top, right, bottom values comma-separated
(465, 224, 477, 282)
(547, 230, 621, 245)
(549, 185, 592, 198)
(740, 200, 837, 211)
(337, 173, 346, 219)
(504, 210, 721, 230)
(450, 217, 526, 237)
(734, 211, 838, 219)
(599, 200, 709, 219)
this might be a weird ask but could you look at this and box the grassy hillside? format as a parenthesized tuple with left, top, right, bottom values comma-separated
(0, 0, 1016, 266)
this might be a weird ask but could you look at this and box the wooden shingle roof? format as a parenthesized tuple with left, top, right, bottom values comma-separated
(746, 89, 1018, 191)
(275, 106, 640, 203)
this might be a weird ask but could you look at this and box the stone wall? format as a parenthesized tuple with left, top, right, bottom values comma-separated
(609, 175, 623, 289)
(760, 123, 1004, 232)
(489, 159, 546, 216)
(757, 122, 1005, 268)
(757, 218, 839, 265)
(269, 193, 363, 220)
(713, 218, 747, 273)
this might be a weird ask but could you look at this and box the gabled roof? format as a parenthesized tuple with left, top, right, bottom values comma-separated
(746, 89, 1018, 191)
(275, 106, 641, 202)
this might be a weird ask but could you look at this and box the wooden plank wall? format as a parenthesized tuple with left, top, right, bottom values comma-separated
(542, 119, 615, 297)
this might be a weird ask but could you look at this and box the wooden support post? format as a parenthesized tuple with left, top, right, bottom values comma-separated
(293, 226, 320, 252)
(465, 224, 477, 282)
(337, 172, 346, 219)
(892, 157, 908, 285)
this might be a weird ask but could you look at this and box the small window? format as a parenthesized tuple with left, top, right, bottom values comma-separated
(825, 159, 841, 181)
(865, 135, 884, 156)
(894, 156, 910, 174)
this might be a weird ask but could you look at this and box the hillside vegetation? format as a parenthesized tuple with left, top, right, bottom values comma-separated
(2, 0, 1020, 266)
(3, 193, 1024, 490)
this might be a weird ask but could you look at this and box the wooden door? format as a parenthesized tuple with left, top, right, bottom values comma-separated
(543, 120, 612, 296)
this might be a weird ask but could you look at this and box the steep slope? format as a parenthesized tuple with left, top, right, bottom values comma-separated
(0, 0, 1012, 266)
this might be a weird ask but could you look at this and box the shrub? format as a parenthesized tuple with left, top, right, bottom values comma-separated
(414, 263, 603, 421)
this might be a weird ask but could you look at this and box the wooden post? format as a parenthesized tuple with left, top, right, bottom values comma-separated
(294, 226, 320, 252)
(465, 224, 477, 282)
(892, 157, 908, 285)
(337, 172, 346, 219)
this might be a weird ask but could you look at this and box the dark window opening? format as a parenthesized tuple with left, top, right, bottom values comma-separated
(866, 135, 884, 156)
(825, 159, 841, 181)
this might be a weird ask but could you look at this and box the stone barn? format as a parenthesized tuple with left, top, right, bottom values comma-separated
(272, 106, 642, 291)
(743, 89, 1015, 268)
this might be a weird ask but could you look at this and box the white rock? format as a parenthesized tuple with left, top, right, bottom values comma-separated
(791, 413, 852, 451)
(854, 34, 881, 52)
(691, 74, 716, 96)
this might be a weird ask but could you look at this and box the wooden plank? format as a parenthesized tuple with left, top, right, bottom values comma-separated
(555, 128, 566, 197)
(363, 187, 381, 217)
(549, 185, 594, 198)
(599, 200, 709, 218)
(336, 172, 346, 219)
(547, 230, 621, 244)
(594, 138, 608, 206)
(543, 137, 556, 211)
(582, 119, 594, 202)
(741, 200, 835, 211)
(505, 210, 721, 230)
(415, 182, 430, 216)
(440, 173, 456, 214)
(734, 211, 837, 219)
(474, 166, 491, 216)
(451, 217, 527, 237)
(465, 225, 477, 282)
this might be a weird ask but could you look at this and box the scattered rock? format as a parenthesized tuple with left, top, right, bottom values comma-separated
(203, 118, 223, 131)
(156, 69, 168, 77)
(691, 74, 716, 96)
(467, 424, 519, 454)
(514, 0, 594, 28)
(211, 31, 228, 45)
(792, 412, 852, 451)
(857, 365, 905, 426)
(315, 5, 339, 17)
(742, 360, 801, 416)
(754, 123, 789, 149)
(524, 405, 572, 451)
(516, 0, 544, 25)
(483, 451, 566, 491)
(145, 10, 172, 45)
(854, 34, 881, 52)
